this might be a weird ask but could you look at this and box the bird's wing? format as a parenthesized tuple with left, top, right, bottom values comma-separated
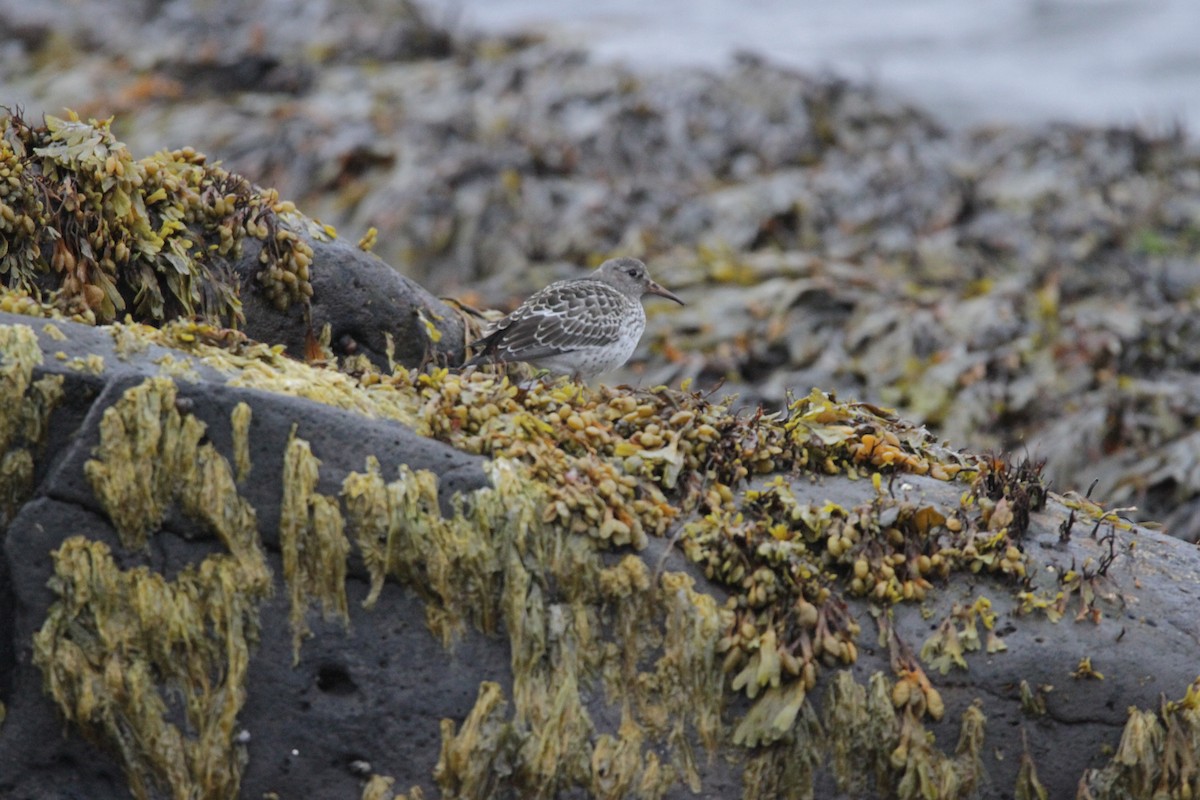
(489, 281, 628, 360)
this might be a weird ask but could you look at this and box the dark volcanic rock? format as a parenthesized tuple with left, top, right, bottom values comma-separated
(0, 312, 488, 798)
(236, 230, 468, 382)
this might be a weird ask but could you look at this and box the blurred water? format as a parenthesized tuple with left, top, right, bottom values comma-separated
(429, 0, 1200, 135)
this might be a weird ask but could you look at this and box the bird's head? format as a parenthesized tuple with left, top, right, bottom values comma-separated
(594, 257, 684, 304)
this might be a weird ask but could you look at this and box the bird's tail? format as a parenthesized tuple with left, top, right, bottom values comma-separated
(461, 328, 501, 368)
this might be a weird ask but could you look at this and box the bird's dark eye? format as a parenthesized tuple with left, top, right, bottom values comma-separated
(626, 268, 638, 277)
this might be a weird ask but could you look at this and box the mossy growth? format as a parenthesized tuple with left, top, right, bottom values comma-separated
(0, 323, 63, 524)
(337, 452, 731, 799)
(323, 373, 1032, 797)
(0, 110, 313, 325)
(70, 320, 1063, 795)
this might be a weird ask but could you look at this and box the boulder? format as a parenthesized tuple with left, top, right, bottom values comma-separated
(0, 311, 1197, 800)
(0, 112, 467, 374)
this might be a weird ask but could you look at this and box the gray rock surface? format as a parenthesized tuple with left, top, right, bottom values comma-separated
(236, 230, 468, 372)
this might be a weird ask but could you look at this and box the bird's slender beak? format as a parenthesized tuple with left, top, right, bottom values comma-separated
(645, 280, 685, 305)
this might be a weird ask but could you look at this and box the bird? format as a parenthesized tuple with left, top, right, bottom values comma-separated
(463, 257, 684, 381)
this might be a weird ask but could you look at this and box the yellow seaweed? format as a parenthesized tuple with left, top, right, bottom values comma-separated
(32, 537, 269, 800)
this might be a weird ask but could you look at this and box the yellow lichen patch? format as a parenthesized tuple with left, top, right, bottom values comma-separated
(824, 671, 895, 795)
(0, 324, 43, 451)
(0, 289, 58, 319)
(887, 699, 986, 800)
(590, 712, 651, 800)
(279, 430, 350, 662)
(41, 322, 68, 341)
(32, 537, 269, 800)
(0, 449, 34, 526)
(651, 572, 727, 752)
(360, 775, 427, 800)
(82, 373, 268, 576)
(342, 459, 505, 641)
(22, 375, 64, 442)
(131, 318, 422, 424)
(739, 699, 822, 798)
(1071, 656, 1105, 681)
(0, 324, 65, 523)
(521, 669, 594, 796)
(360, 774, 396, 800)
(63, 353, 105, 373)
(920, 597, 998, 674)
(1077, 704, 1184, 799)
(1016, 734, 1049, 800)
(821, 670, 991, 799)
(357, 227, 378, 252)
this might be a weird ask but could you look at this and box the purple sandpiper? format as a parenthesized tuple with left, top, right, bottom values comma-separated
(464, 257, 684, 381)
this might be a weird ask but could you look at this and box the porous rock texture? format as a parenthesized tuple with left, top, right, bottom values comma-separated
(0, 310, 1197, 800)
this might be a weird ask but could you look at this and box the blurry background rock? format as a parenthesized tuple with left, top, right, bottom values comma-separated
(4, 0, 1200, 538)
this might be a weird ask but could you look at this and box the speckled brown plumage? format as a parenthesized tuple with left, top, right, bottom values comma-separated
(464, 257, 684, 380)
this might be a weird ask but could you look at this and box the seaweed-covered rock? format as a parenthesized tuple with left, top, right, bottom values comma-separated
(0, 112, 465, 370)
(0, 312, 1198, 800)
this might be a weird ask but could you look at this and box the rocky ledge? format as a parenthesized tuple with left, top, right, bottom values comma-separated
(0, 304, 1196, 800)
